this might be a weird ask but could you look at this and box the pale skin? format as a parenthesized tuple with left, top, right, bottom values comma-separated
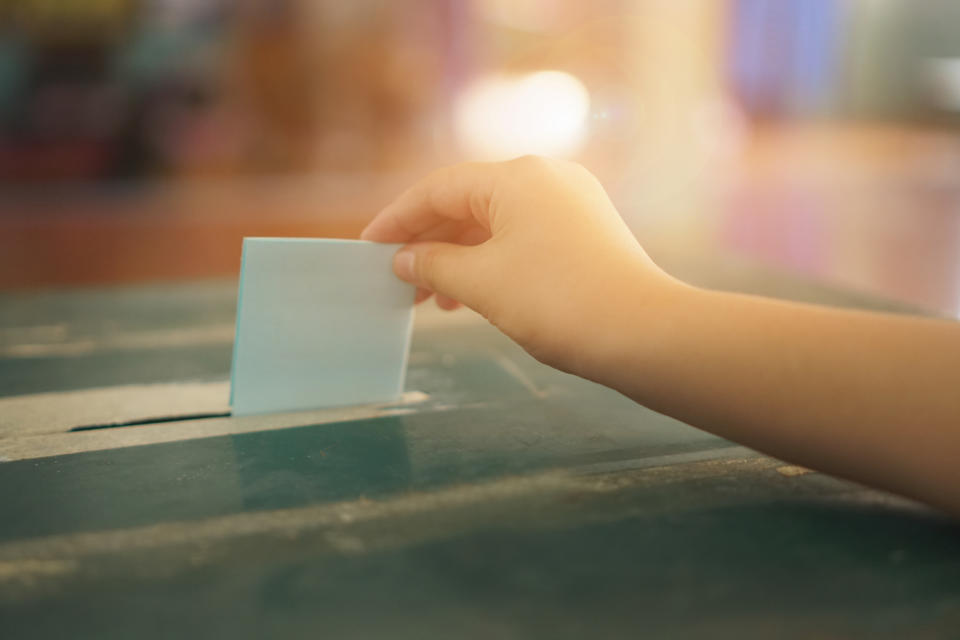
(361, 156, 960, 516)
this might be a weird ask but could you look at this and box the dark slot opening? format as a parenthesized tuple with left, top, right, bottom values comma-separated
(70, 411, 232, 432)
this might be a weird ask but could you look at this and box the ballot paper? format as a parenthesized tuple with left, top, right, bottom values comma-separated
(230, 238, 415, 416)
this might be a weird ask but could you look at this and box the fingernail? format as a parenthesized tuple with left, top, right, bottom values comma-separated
(394, 250, 416, 281)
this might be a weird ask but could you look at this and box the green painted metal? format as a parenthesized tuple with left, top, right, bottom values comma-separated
(0, 271, 957, 639)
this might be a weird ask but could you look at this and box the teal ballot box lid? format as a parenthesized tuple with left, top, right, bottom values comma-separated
(230, 238, 415, 416)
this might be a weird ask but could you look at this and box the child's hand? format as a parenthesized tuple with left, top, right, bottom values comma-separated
(364, 156, 960, 516)
(361, 156, 679, 376)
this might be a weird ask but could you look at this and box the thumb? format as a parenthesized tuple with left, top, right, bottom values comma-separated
(393, 241, 484, 308)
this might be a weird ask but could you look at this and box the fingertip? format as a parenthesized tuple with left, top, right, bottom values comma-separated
(359, 218, 379, 242)
(361, 211, 410, 244)
(393, 249, 417, 282)
(414, 287, 432, 304)
(436, 294, 461, 311)
(360, 216, 388, 242)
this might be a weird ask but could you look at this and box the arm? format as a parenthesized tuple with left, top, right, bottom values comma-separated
(362, 156, 960, 515)
(598, 282, 960, 514)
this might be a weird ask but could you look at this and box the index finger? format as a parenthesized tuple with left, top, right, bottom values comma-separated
(360, 162, 498, 243)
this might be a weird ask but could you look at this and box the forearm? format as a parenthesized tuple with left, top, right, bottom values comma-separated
(592, 278, 960, 513)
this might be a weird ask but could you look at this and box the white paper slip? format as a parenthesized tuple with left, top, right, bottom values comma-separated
(230, 238, 415, 416)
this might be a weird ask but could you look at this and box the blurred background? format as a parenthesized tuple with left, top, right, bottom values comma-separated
(2, 0, 960, 316)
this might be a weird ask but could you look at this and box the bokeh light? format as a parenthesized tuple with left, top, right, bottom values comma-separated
(3, 0, 960, 315)
(453, 70, 591, 160)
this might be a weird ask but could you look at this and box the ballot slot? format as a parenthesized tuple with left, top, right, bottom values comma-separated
(0, 379, 428, 464)
(69, 411, 233, 432)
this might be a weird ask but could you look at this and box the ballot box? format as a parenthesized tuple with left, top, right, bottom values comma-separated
(1, 259, 958, 639)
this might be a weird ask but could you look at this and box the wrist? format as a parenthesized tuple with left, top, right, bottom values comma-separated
(577, 263, 701, 394)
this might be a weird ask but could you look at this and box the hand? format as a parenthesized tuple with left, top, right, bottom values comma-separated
(365, 156, 960, 515)
(361, 156, 679, 377)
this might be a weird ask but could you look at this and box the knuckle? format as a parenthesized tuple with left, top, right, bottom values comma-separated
(564, 159, 591, 176)
(509, 155, 594, 185)
(510, 154, 551, 172)
(426, 166, 451, 185)
(459, 160, 486, 173)
(415, 246, 441, 288)
(557, 158, 595, 182)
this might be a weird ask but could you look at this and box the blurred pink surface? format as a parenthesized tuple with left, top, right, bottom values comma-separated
(3, 124, 960, 320)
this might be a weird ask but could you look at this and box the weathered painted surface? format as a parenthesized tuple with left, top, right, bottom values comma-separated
(0, 269, 957, 639)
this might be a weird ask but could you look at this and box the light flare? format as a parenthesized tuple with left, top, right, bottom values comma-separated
(454, 70, 591, 160)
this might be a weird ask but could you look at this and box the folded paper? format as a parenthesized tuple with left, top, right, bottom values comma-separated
(230, 238, 415, 416)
